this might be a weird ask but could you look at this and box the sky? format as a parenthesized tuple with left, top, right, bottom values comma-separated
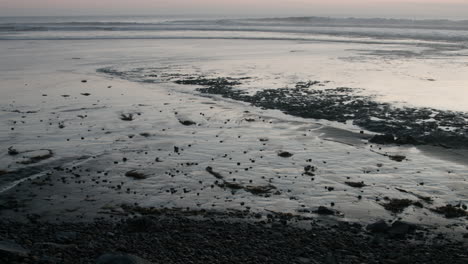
(1, 0, 468, 19)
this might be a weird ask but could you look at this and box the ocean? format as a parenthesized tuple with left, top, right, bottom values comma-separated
(1, 15, 468, 110)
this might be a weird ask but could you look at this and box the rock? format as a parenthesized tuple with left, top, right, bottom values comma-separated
(388, 155, 406, 162)
(314, 206, 335, 215)
(0, 239, 30, 257)
(388, 221, 416, 237)
(120, 113, 135, 121)
(431, 204, 468, 218)
(244, 185, 277, 195)
(369, 134, 395, 144)
(381, 199, 414, 213)
(17, 149, 54, 165)
(179, 120, 196, 126)
(278, 151, 293, 158)
(125, 170, 147, 180)
(96, 253, 153, 264)
(345, 181, 366, 188)
(395, 135, 419, 145)
(366, 220, 390, 233)
(7, 146, 19, 155)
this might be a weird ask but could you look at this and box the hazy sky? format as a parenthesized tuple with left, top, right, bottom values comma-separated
(1, 0, 468, 19)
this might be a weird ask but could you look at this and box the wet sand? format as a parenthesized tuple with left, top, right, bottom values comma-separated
(0, 39, 467, 263)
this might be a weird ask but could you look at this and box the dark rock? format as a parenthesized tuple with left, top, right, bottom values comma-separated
(381, 199, 414, 213)
(120, 113, 135, 121)
(345, 181, 366, 188)
(366, 220, 390, 233)
(369, 134, 395, 144)
(278, 151, 293, 158)
(244, 185, 277, 195)
(431, 204, 467, 218)
(388, 155, 406, 162)
(17, 149, 54, 164)
(388, 221, 416, 237)
(314, 206, 335, 215)
(395, 135, 419, 145)
(179, 120, 196, 126)
(125, 170, 147, 180)
(7, 146, 19, 155)
(218, 181, 243, 190)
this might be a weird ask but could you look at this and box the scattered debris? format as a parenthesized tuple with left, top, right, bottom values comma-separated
(303, 165, 316, 176)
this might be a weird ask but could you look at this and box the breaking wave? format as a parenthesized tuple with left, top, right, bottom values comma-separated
(1, 16, 468, 44)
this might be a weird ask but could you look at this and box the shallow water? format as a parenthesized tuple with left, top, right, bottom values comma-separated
(0, 19, 467, 234)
